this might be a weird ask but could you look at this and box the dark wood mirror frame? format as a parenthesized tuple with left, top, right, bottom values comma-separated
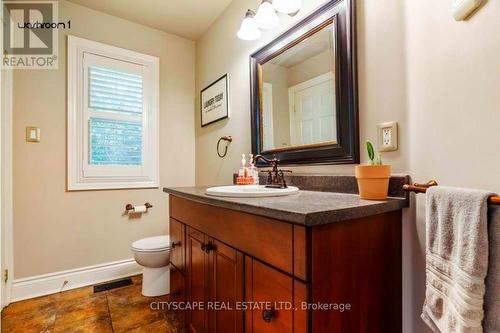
(250, 0, 358, 166)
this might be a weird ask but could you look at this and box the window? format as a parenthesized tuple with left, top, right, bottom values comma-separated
(67, 36, 159, 190)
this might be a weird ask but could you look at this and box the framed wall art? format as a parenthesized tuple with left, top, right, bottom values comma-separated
(200, 74, 229, 127)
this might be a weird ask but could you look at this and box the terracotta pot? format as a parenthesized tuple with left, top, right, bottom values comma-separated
(355, 165, 391, 200)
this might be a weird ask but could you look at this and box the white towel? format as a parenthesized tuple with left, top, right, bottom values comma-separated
(422, 186, 495, 333)
(484, 206, 500, 333)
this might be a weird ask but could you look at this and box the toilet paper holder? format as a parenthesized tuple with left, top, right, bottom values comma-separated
(125, 203, 153, 213)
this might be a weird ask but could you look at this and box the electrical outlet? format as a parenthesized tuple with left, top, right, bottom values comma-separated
(377, 121, 398, 152)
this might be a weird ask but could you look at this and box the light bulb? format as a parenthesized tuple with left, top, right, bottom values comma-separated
(255, 0, 279, 30)
(237, 10, 262, 40)
(273, 0, 302, 15)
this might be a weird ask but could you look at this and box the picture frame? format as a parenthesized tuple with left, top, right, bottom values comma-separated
(200, 74, 230, 127)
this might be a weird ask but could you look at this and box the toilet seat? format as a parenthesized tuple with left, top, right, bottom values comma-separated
(131, 235, 170, 252)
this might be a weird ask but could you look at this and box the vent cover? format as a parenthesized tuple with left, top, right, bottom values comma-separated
(93, 277, 133, 293)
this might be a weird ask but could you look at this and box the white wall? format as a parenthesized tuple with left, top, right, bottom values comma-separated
(12, 0, 195, 278)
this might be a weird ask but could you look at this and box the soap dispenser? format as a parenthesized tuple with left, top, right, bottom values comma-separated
(238, 154, 247, 177)
(248, 154, 259, 185)
(237, 154, 249, 185)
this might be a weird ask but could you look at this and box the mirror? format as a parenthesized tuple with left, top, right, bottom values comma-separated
(250, 0, 359, 166)
(261, 23, 337, 151)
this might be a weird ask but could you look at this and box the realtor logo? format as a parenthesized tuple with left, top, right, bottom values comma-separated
(2, 1, 61, 69)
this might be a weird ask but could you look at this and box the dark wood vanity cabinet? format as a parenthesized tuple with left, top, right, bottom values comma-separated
(169, 195, 402, 333)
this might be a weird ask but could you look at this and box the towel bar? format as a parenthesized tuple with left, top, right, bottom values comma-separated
(403, 180, 500, 205)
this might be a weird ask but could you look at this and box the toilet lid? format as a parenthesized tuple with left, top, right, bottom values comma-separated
(131, 235, 170, 252)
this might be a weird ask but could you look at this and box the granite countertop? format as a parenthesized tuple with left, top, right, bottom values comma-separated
(163, 185, 409, 226)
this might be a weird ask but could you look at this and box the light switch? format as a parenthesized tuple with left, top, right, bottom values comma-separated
(377, 122, 398, 152)
(26, 127, 40, 142)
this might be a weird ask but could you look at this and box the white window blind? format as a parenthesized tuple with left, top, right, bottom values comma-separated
(88, 66, 143, 116)
(68, 36, 159, 190)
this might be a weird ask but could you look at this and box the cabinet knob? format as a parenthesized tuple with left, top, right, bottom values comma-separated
(171, 241, 181, 248)
(262, 309, 277, 323)
(201, 243, 215, 253)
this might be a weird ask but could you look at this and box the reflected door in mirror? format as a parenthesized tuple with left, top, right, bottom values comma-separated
(290, 72, 336, 146)
(260, 23, 337, 152)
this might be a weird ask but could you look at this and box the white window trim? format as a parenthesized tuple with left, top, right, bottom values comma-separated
(67, 35, 159, 191)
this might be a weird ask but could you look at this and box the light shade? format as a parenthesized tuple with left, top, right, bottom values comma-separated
(273, 0, 302, 15)
(237, 10, 262, 40)
(255, 0, 279, 30)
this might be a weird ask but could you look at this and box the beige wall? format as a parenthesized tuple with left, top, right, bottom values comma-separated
(13, 0, 195, 278)
(404, 1, 500, 331)
(406, 0, 500, 192)
(287, 50, 333, 86)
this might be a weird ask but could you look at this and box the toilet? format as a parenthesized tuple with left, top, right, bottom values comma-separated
(131, 235, 171, 297)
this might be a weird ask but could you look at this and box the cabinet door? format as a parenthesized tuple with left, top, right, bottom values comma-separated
(186, 227, 209, 333)
(208, 239, 244, 333)
(245, 258, 294, 333)
(170, 265, 186, 328)
(170, 218, 185, 273)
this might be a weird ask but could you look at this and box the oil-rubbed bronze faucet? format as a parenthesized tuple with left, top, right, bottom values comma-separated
(252, 155, 291, 189)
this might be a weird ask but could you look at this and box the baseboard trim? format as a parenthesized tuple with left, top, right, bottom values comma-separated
(11, 259, 142, 302)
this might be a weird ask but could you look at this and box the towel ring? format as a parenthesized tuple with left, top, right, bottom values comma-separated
(217, 136, 232, 158)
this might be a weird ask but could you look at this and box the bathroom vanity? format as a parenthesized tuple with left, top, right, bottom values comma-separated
(164, 175, 408, 333)
(163, 0, 403, 330)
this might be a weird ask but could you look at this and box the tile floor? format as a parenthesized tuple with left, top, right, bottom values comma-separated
(1, 275, 182, 333)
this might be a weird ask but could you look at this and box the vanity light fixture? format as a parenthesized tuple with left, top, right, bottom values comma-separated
(255, 0, 279, 30)
(273, 0, 302, 15)
(237, 9, 262, 40)
(237, 1, 303, 41)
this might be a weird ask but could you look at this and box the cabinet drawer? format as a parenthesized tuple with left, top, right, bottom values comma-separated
(170, 265, 185, 328)
(245, 258, 295, 333)
(170, 218, 185, 273)
(170, 195, 294, 275)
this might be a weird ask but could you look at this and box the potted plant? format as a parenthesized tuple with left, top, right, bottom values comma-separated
(355, 141, 391, 200)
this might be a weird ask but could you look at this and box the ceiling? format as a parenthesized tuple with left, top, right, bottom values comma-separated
(66, 0, 233, 40)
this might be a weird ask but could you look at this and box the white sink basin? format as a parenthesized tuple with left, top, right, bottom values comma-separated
(206, 185, 299, 198)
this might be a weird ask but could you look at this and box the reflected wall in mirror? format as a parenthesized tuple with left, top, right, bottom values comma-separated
(250, 0, 358, 166)
(261, 23, 337, 151)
